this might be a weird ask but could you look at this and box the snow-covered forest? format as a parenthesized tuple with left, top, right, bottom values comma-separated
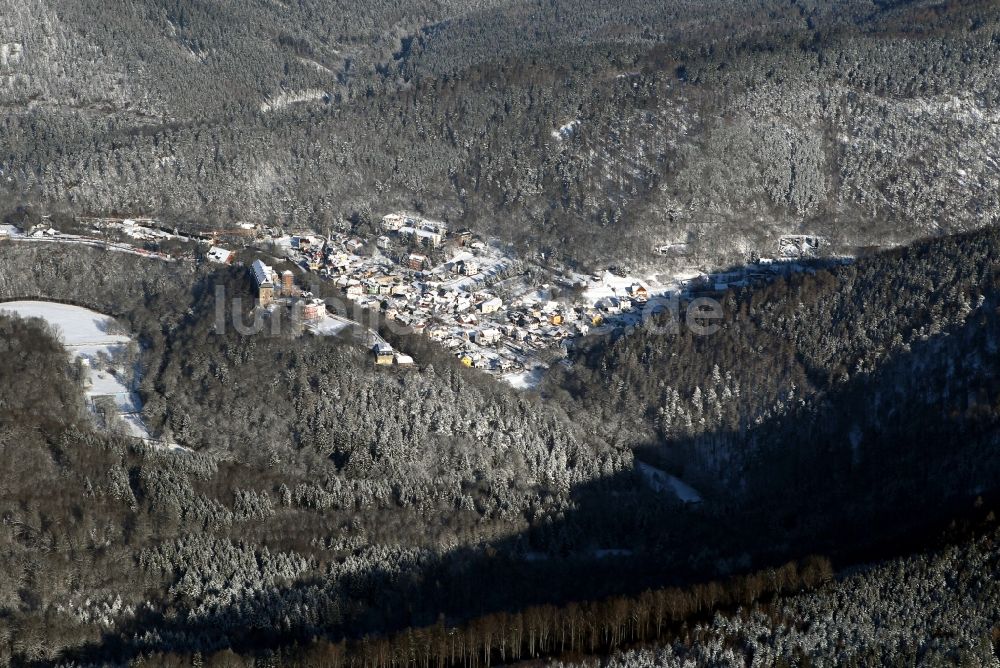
(2, 0, 1000, 266)
(1, 219, 1000, 664)
(3, 0, 1000, 663)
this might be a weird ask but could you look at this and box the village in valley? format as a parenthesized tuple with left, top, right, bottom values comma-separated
(1, 212, 834, 389)
(239, 212, 639, 386)
(232, 213, 832, 387)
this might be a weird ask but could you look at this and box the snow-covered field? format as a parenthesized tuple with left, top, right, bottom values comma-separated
(0, 301, 131, 348)
(0, 301, 160, 444)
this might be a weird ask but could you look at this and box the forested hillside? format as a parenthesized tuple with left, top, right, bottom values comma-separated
(0, 244, 643, 664)
(164, 514, 1000, 666)
(3, 0, 1000, 264)
(552, 225, 1000, 561)
(556, 521, 1000, 667)
(4, 0, 1000, 663)
(2, 220, 1000, 663)
(0, 314, 83, 429)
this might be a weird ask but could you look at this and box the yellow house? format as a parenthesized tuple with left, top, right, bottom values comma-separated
(590, 314, 604, 326)
(373, 343, 394, 366)
(460, 355, 474, 367)
(550, 314, 564, 325)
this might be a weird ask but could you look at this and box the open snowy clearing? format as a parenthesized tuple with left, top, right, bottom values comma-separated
(0, 301, 131, 348)
(0, 301, 179, 448)
(260, 88, 327, 112)
(551, 119, 580, 139)
(502, 366, 546, 390)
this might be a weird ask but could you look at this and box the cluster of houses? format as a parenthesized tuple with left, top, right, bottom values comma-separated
(592, 284, 650, 316)
(381, 214, 448, 248)
(258, 212, 838, 377)
(289, 234, 331, 270)
(37, 211, 842, 382)
(277, 214, 650, 375)
(778, 235, 824, 258)
(424, 279, 659, 372)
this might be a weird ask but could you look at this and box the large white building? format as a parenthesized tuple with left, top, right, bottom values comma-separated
(381, 213, 409, 231)
(474, 328, 501, 345)
(478, 297, 503, 314)
(252, 259, 277, 306)
(399, 225, 443, 248)
(207, 246, 233, 264)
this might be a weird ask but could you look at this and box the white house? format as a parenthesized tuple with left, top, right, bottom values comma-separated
(474, 328, 502, 345)
(479, 297, 503, 314)
(381, 213, 409, 231)
(400, 226, 442, 247)
(207, 246, 233, 264)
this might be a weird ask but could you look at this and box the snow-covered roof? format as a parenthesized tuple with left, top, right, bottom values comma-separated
(401, 226, 440, 239)
(252, 259, 274, 287)
(207, 246, 233, 263)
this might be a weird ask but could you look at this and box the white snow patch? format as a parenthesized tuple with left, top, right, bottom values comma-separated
(297, 57, 336, 77)
(502, 366, 545, 390)
(260, 88, 327, 112)
(673, 270, 702, 283)
(0, 43, 23, 68)
(637, 462, 703, 503)
(308, 313, 352, 336)
(552, 119, 580, 140)
(0, 301, 130, 348)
